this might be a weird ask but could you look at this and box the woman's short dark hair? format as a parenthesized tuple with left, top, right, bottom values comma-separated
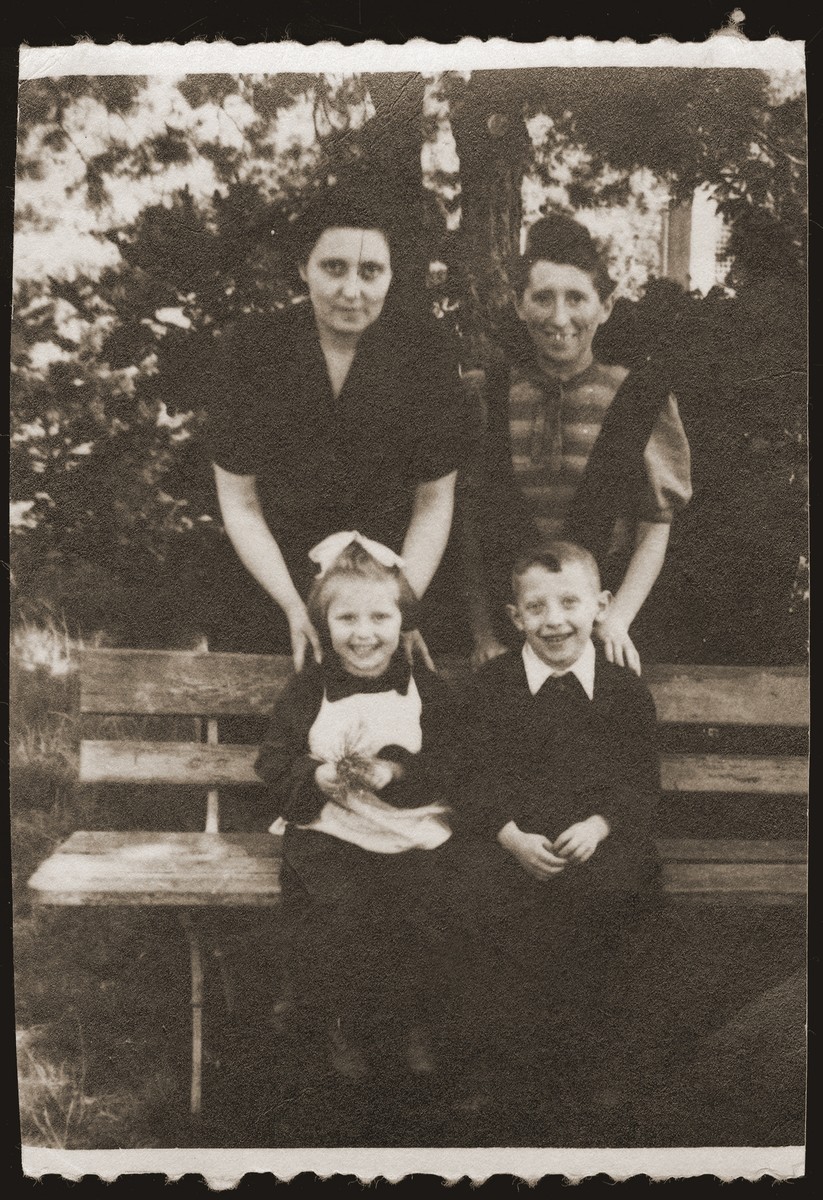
(306, 539, 419, 649)
(293, 166, 410, 268)
(512, 213, 615, 302)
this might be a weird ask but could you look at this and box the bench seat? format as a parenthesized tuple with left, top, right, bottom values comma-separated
(27, 830, 283, 907)
(29, 830, 806, 908)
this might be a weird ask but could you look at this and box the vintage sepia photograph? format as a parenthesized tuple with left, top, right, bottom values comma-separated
(11, 34, 807, 1183)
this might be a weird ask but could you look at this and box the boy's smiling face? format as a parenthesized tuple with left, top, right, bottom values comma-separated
(508, 561, 609, 672)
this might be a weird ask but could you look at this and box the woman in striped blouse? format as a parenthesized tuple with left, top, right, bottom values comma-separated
(464, 213, 692, 674)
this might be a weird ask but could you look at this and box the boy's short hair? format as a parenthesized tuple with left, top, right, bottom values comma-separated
(511, 540, 602, 599)
(306, 540, 419, 644)
(512, 213, 615, 302)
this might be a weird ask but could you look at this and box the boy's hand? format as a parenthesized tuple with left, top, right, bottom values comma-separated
(314, 761, 339, 795)
(594, 611, 641, 675)
(553, 815, 611, 864)
(497, 821, 568, 880)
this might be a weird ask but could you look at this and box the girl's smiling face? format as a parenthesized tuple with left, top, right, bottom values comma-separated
(299, 227, 393, 341)
(326, 578, 403, 677)
(515, 260, 613, 379)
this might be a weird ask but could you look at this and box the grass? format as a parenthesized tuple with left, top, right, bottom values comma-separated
(10, 620, 184, 1148)
(10, 618, 287, 1148)
(11, 619, 807, 1150)
(12, 626, 99, 1147)
(17, 1022, 147, 1149)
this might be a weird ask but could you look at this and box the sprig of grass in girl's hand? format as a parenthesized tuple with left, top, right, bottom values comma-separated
(326, 727, 379, 809)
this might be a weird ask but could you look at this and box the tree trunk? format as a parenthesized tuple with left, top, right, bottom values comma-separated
(361, 72, 445, 289)
(362, 72, 429, 208)
(448, 73, 532, 362)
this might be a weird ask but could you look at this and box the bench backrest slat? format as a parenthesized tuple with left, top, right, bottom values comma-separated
(661, 861, 807, 896)
(643, 664, 808, 726)
(656, 838, 806, 863)
(79, 740, 809, 795)
(81, 740, 256, 787)
(80, 650, 292, 716)
(79, 651, 810, 726)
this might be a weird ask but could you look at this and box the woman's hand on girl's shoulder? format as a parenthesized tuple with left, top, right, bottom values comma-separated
(471, 633, 508, 670)
(402, 629, 436, 673)
(285, 601, 323, 673)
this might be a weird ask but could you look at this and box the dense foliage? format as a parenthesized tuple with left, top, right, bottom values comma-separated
(11, 68, 807, 660)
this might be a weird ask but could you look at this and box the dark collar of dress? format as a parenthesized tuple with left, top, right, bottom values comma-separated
(323, 654, 412, 702)
(520, 356, 605, 393)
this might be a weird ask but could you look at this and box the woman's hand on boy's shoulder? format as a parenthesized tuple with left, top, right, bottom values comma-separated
(471, 632, 508, 670)
(594, 612, 641, 675)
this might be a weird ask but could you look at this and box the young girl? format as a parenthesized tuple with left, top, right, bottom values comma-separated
(255, 532, 457, 1080)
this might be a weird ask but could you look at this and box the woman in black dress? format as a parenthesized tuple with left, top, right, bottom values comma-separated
(210, 175, 466, 666)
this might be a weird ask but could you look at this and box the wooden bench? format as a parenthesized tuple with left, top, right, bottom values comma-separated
(28, 649, 808, 1115)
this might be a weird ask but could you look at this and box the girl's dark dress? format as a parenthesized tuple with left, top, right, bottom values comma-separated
(255, 655, 461, 1038)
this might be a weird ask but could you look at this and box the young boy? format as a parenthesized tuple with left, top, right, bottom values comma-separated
(458, 539, 661, 1100)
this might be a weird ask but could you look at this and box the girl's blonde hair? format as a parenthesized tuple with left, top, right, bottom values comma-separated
(307, 540, 418, 645)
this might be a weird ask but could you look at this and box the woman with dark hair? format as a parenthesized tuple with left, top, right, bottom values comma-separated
(209, 172, 466, 667)
(464, 212, 692, 673)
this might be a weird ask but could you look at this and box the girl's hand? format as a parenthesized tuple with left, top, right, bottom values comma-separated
(471, 632, 508, 670)
(366, 759, 404, 791)
(402, 629, 436, 672)
(594, 612, 641, 675)
(314, 761, 339, 795)
(553, 815, 610, 864)
(286, 602, 323, 672)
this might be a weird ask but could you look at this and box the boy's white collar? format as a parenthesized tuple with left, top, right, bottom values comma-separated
(521, 638, 596, 700)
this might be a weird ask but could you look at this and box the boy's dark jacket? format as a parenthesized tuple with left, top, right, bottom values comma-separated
(457, 648, 661, 893)
(255, 656, 459, 826)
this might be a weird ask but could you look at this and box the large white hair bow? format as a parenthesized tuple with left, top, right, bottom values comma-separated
(308, 531, 406, 578)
